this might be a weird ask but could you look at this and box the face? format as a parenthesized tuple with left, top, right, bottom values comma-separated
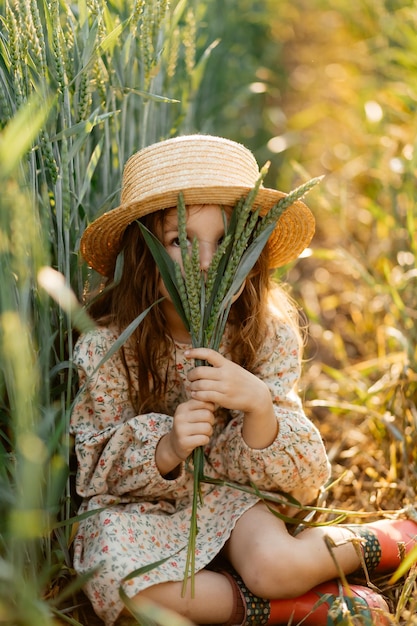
(160, 204, 227, 272)
(155, 204, 245, 337)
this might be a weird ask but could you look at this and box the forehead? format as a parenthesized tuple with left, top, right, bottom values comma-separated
(163, 204, 231, 227)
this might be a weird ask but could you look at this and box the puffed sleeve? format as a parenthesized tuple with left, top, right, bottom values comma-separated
(205, 320, 331, 504)
(70, 328, 187, 499)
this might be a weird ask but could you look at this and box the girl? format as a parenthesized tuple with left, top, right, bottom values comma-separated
(71, 135, 416, 626)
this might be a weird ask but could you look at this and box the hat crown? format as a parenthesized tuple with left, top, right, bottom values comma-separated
(120, 135, 261, 206)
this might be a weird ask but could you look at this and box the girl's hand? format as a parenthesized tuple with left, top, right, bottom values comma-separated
(171, 398, 215, 459)
(186, 347, 268, 414)
(156, 399, 215, 477)
(185, 347, 278, 448)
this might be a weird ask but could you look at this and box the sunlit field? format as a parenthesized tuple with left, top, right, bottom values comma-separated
(0, 0, 416, 624)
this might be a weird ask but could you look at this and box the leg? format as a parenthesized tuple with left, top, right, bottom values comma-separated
(224, 502, 364, 599)
(125, 510, 415, 625)
(127, 569, 236, 625)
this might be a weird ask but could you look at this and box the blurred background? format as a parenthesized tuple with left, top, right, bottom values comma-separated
(0, 0, 416, 623)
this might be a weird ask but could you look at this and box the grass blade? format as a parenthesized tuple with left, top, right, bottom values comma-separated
(137, 221, 189, 329)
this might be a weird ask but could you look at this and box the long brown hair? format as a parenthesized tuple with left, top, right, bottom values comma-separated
(86, 209, 302, 413)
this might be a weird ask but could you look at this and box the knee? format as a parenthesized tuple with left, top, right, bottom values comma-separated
(240, 544, 311, 599)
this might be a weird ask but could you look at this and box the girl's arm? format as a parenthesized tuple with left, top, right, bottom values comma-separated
(70, 328, 188, 499)
(186, 321, 330, 502)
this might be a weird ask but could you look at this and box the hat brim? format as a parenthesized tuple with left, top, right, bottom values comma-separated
(80, 185, 315, 276)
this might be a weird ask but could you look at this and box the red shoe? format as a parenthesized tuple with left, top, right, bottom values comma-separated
(346, 518, 417, 573)
(221, 569, 389, 626)
(268, 580, 390, 625)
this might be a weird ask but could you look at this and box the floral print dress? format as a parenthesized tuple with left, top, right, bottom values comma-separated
(70, 318, 330, 625)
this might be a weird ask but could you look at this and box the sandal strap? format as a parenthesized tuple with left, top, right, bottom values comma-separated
(222, 569, 270, 626)
(346, 525, 382, 571)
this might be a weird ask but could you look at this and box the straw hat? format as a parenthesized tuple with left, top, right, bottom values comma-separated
(80, 134, 315, 276)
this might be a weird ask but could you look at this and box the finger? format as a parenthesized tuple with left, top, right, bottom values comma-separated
(177, 401, 216, 425)
(174, 416, 213, 443)
(190, 387, 224, 407)
(180, 418, 214, 436)
(186, 408, 215, 425)
(189, 367, 230, 390)
(186, 433, 212, 451)
(188, 367, 212, 387)
(189, 378, 224, 397)
(188, 366, 221, 385)
(187, 398, 216, 413)
(196, 419, 214, 435)
(184, 347, 225, 367)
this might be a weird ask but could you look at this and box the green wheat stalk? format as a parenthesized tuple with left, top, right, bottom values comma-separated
(138, 170, 322, 596)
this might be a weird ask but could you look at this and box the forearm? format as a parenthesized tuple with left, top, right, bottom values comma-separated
(242, 382, 278, 449)
(155, 433, 183, 478)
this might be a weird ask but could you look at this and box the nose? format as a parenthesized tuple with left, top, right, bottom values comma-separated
(199, 241, 216, 272)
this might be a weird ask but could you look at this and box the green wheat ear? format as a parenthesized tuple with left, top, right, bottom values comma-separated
(254, 175, 324, 236)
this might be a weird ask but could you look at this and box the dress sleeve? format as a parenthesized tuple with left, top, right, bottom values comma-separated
(206, 320, 331, 504)
(70, 328, 186, 499)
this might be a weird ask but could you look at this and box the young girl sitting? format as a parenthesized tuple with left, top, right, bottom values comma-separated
(71, 134, 416, 626)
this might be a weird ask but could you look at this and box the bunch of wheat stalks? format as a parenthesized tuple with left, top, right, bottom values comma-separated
(138, 167, 322, 595)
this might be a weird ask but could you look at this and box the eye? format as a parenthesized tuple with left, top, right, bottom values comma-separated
(170, 236, 192, 248)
